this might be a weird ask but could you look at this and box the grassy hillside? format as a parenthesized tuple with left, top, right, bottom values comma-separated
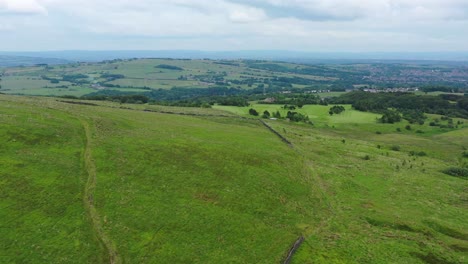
(1, 95, 467, 263)
(0, 95, 321, 263)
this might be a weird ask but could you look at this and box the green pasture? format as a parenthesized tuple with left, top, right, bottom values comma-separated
(1, 58, 345, 98)
(1, 90, 466, 263)
(0, 97, 103, 263)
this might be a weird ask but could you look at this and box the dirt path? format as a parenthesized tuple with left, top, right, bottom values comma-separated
(81, 119, 121, 264)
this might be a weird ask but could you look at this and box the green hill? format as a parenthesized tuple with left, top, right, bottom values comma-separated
(1, 94, 467, 263)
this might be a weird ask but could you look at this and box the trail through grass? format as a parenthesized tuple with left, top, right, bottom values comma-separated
(81, 119, 121, 264)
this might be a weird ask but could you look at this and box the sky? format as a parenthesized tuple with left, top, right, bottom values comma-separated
(0, 0, 467, 52)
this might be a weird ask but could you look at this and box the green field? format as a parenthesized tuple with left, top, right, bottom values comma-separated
(0, 59, 343, 97)
(1, 95, 467, 263)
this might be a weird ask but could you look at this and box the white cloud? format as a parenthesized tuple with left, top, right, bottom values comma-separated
(0, 0, 467, 51)
(236, 0, 468, 21)
(0, 0, 47, 15)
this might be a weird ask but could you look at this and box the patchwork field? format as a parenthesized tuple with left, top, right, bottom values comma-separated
(0, 94, 467, 263)
(0, 59, 339, 97)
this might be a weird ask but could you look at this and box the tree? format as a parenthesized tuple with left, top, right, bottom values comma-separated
(379, 110, 402, 124)
(273, 111, 281, 118)
(286, 111, 310, 122)
(249, 108, 259, 116)
(262, 110, 271, 119)
(329, 105, 345, 115)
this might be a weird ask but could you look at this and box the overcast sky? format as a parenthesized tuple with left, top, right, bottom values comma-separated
(1, 0, 467, 52)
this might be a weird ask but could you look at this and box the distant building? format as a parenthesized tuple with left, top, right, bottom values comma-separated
(263, 97, 276, 103)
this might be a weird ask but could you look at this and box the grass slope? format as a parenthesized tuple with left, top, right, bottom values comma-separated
(0, 95, 321, 263)
(0, 97, 103, 263)
(1, 95, 467, 263)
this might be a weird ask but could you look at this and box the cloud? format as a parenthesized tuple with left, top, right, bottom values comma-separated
(0, 0, 467, 51)
(229, 0, 468, 21)
(0, 0, 47, 15)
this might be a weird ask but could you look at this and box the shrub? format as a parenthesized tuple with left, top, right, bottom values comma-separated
(442, 167, 468, 178)
(379, 110, 402, 124)
(409, 151, 426, 157)
(329, 105, 345, 115)
(248, 108, 259, 116)
(286, 111, 309, 122)
(391, 145, 401, 151)
(261, 110, 270, 119)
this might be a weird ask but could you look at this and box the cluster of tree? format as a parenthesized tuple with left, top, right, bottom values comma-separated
(329, 105, 345, 115)
(42, 74, 90, 84)
(429, 116, 463, 129)
(144, 86, 242, 101)
(248, 108, 310, 123)
(401, 110, 427, 124)
(100, 83, 121, 88)
(62, 74, 89, 83)
(420, 85, 467, 94)
(155, 64, 183, 71)
(101, 73, 125, 81)
(331, 91, 468, 119)
(282, 104, 297, 110)
(286, 111, 310, 122)
(259, 94, 322, 106)
(248, 108, 259, 116)
(82, 94, 149, 104)
(213, 61, 240, 66)
(41, 75, 61, 84)
(195, 72, 227, 83)
(216, 96, 249, 107)
(379, 110, 402, 124)
(154, 100, 212, 108)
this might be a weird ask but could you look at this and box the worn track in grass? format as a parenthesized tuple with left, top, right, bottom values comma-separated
(81, 119, 121, 264)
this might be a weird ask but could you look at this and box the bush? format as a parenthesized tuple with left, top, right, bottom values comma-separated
(442, 167, 468, 178)
(155, 64, 183, 70)
(391, 145, 401, 151)
(379, 110, 402, 124)
(272, 111, 281, 118)
(248, 108, 259, 116)
(286, 111, 309, 122)
(409, 151, 426, 157)
(329, 105, 345, 115)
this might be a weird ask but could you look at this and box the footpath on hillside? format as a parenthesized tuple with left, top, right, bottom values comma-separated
(81, 119, 121, 264)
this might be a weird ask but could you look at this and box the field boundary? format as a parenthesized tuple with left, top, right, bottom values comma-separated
(259, 119, 293, 148)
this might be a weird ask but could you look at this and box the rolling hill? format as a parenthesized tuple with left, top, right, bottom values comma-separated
(1, 94, 467, 263)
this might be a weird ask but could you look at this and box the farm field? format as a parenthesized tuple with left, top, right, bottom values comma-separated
(0, 59, 340, 97)
(0, 94, 467, 263)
